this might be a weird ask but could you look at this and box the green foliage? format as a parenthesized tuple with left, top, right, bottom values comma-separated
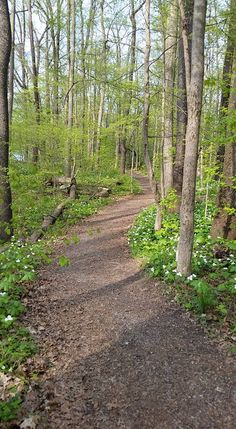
(58, 255, 71, 267)
(0, 328, 37, 371)
(128, 202, 236, 332)
(160, 188, 178, 210)
(190, 280, 217, 314)
(0, 394, 22, 422)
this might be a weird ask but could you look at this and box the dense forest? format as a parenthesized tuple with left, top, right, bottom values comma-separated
(0, 0, 236, 424)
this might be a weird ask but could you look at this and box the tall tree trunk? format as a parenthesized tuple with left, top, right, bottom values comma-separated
(46, 0, 61, 121)
(65, 0, 76, 177)
(120, 0, 141, 174)
(215, 0, 236, 174)
(177, 0, 207, 275)
(95, 0, 106, 158)
(162, 0, 177, 194)
(28, 0, 40, 164)
(143, 0, 160, 197)
(8, 0, 16, 123)
(174, 0, 193, 203)
(0, 0, 13, 241)
(45, 27, 50, 114)
(211, 51, 236, 240)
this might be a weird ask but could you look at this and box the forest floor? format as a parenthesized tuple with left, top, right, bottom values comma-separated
(13, 175, 236, 428)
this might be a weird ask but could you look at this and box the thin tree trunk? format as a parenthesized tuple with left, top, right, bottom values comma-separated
(163, 0, 177, 194)
(95, 0, 106, 158)
(211, 51, 236, 240)
(28, 0, 40, 164)
(143, 0, 153, 188)
(174, 0, 193, 204)
(65, 0, 76, 177)
(8, 0, 16, 123)
(0, 0, 13, 241)
(215, 0, 236, 174)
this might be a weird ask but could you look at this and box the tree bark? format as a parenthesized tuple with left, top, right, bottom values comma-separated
(65, 0, 76, 177)
(174, 0, 193, 202)
(28, 0, 40, 164)
(163, 0, 177, 194)
(211, 51, 236, 240)
(177, 0, 207, 275)
(0, 0, 13, 242)
(8, 0, 16, 123)
(215, 0, 236, 174)
(143, 0, 153, 189)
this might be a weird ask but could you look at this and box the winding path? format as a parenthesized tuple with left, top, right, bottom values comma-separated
(22, 175, 236, 428)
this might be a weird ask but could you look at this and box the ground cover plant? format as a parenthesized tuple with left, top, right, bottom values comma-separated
(0, 163, 140, 422)
(128, 202, 236, 345)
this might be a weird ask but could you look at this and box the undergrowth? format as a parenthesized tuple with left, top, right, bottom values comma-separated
(0, 164, 140, 422)
(128, 203, 236, 342)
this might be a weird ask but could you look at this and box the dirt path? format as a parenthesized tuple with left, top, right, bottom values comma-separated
(21, 176, 235, 429)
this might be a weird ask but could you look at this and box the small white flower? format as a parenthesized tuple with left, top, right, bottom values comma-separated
(0, 292, 6, 296)
(187, 275, 193, 281)
(4, 315, 13, 322)
(24, 266, 28, 269)
(16, 259, 20, 263)
(176, 272, 182, 277)
(150, 267, 154, 272)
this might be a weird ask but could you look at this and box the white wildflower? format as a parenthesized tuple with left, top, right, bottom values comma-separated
(4, 315, 13, 322)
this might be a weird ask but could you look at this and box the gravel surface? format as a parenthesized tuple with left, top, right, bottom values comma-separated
(18, 175, 236, 428)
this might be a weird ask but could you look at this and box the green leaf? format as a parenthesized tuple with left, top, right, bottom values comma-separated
(58, 255, 71, 267)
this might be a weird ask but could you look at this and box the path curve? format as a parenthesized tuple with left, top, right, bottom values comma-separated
(22, 176, 235, 428)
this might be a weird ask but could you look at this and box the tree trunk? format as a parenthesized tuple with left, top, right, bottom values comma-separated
(28, 0, 40, 164)
(95, 0, 106, 158)
(163, 0, 177, 194)
(65, 0, 76, 177)
(143, 0, 161, 224)
(8, 0, 16, 123)
(0, 0, 13, 242)
(119, 0, 141, 174)
(177, 0, 207, 275)
(215, 0, 236, 174)
(174, 0, 193, 203)
(211, 51, 236, 240)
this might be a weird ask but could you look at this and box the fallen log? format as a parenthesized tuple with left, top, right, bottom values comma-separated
(29, 179, 77, 243)
(29, 202, 67, 243)
(46, 178, 111, 198)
